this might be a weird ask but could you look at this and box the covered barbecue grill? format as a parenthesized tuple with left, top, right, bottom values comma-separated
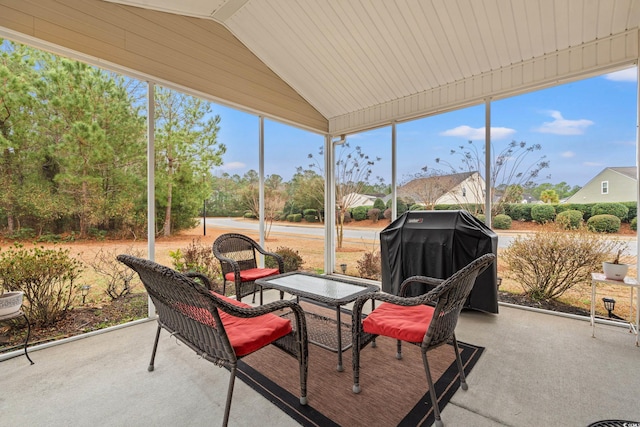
(380, 210, 498, 313)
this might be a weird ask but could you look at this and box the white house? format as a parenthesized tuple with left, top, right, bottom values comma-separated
(397, 171, 485, 208)
(342, 193, 378, 208)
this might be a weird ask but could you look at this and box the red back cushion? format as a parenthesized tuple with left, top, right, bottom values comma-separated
(362, 302, 435, 343)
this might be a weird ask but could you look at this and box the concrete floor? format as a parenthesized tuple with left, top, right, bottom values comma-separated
(2, 293, 640, 426)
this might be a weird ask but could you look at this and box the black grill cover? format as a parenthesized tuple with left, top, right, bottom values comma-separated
(380, 210, 498, 313)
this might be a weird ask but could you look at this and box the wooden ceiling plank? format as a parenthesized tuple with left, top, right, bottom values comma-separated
(0, 4, 35, 35)
(470, 0, 503, 70)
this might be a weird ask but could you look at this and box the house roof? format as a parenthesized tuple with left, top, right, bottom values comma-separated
(1, 0, 638, 135)
(609, 166, 638, 180)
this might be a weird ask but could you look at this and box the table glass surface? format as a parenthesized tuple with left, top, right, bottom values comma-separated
(260, 274, 369, 300)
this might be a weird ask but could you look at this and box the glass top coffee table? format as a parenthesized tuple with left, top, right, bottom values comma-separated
(256, 271, 378, 371)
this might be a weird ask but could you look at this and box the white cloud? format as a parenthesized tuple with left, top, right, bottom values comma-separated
(534, 110, 593, 135)
(604, 68, 637, 82)
(221, 161, 246, 171)
(440, 125, 515, 140)
(561, 151, 575, 158)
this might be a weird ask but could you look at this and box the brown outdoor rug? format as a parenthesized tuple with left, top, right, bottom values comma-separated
(236, 303, 484, 426)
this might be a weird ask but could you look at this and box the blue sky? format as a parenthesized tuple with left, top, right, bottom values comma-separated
(212, 67, 637, 188)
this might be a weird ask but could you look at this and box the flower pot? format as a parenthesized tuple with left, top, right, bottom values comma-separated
(602, 262, 629, 281)
(0, 291, 24, 317)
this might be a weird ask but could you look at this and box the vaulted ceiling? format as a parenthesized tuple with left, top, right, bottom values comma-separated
(1, 0, 639, 135)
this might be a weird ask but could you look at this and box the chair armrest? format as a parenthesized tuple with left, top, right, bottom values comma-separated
(205, 289, 304, 319)
(399, 275, 443, 297)
(184, 272, 214, 290)
(255, 248, 285, 273)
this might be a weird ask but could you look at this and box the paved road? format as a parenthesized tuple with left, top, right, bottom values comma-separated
(202, 217, 379, 242)
(201, 217, 639, 255)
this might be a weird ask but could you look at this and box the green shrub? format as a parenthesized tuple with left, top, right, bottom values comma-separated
(303, 214, 317, 223)
(287, 213, 303, 222)
(394, 198, 410, 215)
(555, 210, 584, 230)
(8, 227, 35, 240)
(243, 211, 255, 219)
(591, 203, 629, 221)
(502, 230, 627, 301)
(373, 198, 386, 214)
(475, 214, 486, 223)
(409, 203, 424, 211)
(265, 246, 305, 272)
(356, 250, 381, 281)
(555, 203, 593, 219)
(351, 206, 368, 221)
(37, 233, 63, 243)
(0, 243, 84, 326)
(88, 228, 108, 240)
(587, 214, 621, 233)
(622, 201, 637, 222)
(632, 217, 637, 231)
(507, 204, 533, 222)
(303, 209, 318, 217)
(493, 214, 512, 229)
(531, 204, 556, 223)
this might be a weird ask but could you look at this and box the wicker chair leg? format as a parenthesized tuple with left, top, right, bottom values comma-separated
(396, 339, 403, 360)
(148, 325, 162, 372)
(352, 321, 362, 394)
(235, 283, 243, 303)
(422, 350, 444, 427)
(298, 352, 308, 405)
(223, 366, 237, 427)
(452, 334, 468, 390)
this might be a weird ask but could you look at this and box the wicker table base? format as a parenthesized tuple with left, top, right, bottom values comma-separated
(257, 272, 379, 371)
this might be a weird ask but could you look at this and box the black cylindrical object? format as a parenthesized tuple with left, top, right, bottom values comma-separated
(380, 210, 499, 313)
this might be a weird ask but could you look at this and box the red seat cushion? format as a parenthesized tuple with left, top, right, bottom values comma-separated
(177, 292, 292, 357)
(362, 302, 435, 343)
(225, 268, 280, 282)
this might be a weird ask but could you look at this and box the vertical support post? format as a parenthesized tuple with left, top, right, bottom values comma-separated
(203, 199, 206, 236)
(258, 116, 265, 266)
(391, 122, 397, 221)
(636, 61, 640, 280)
(484, 98, 492, 228)
(147, 81, 156, 318)
(324, 134, 335, 274)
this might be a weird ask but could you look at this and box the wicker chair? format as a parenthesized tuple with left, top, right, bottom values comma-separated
(212, 233, 284, 303)
(117, 255, 308, 427)
(351, 253, 495, 427)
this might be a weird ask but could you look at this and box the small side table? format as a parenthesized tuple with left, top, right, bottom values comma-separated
(0, 310, 34, 364)
(590, 273, 639, 346)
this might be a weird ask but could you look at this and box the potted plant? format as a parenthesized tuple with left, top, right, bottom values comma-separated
(0, 287, 24, 317)
(602, 248, 629, 281)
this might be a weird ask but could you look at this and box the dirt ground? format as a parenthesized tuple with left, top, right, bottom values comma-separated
(1, 218, 637, 352)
